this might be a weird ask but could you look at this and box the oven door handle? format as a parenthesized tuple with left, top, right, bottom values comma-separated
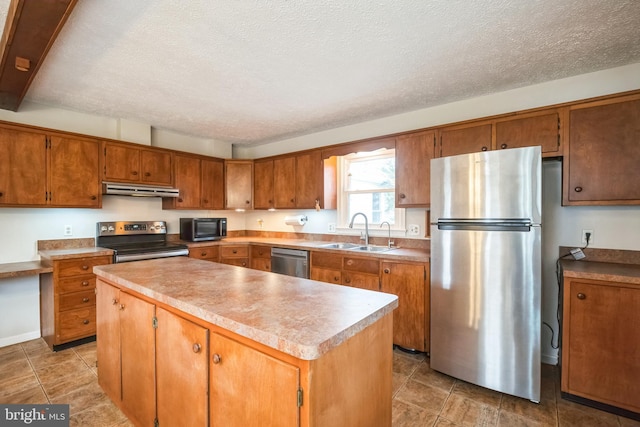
(115, 249, 189, 263)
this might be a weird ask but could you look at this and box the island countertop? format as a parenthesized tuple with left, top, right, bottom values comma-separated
(94, 256, 398, 360)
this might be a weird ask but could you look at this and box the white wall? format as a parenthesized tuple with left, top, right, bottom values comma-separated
(1, 63, 639, 359)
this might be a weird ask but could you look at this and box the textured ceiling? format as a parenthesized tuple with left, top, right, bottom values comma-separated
(2, 0, 640, 147)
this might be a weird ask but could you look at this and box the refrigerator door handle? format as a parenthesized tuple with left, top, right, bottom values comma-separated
(436, 219, 532, 231)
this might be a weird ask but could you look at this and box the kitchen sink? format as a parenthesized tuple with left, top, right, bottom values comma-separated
(317, 242, 360, 249)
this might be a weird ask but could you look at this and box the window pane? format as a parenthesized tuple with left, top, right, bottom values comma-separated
(346, 157, 395, 191)
(348, 192, 395, 224)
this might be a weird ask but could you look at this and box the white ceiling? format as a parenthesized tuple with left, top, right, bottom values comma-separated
(3, 1, 640, 147)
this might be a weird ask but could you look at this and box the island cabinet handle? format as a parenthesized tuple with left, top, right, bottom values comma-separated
(212, 354, 222, 364)
(119, 304, 125, 311)
(82, 320, 89, 325)
(501, 143, 508, 149)
(383, 268, 390, 274)
(577, 293, 586, 300)
(82, 298, 90, 303)
(111, 298, 118, 305)
(481, 146, 488, 151)
(193, 343, 202, 353)
(82, 281, 90, 286)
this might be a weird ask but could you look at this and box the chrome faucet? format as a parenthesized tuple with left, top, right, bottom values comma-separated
(380, 221, 394, 248)
(348, 212, 369, 246)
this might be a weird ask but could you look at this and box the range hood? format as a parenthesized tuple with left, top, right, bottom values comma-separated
(102, 182, 180, 198)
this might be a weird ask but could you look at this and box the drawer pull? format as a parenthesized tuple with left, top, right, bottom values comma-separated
(232, 249, 237, 254)
(132, 171, 138, 176)
(82, 281, 90, 286)
(145, 172, 151, 177)
(574, 187, 583, 193)
(577, 293, 586, 300)
(241, 262, 246, 267)
(346, 259, 353, 266)
(399, 193, 406, 199)
(345, 278, 351, 284)
(481, 146, 488, 151)
(334, 276, 340, 282)
(82, 320, 90, 325)
(82, 298, 90, 303)
(212, 353, 222, 364)
(193, 343, 202, 353)
(82, 265, 89, 270)
(383, 268, 390, 274)
(501, 143, 508, 149)
(201, 252, 207, 256)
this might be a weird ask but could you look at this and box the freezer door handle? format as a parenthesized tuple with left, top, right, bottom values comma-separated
(436, 219, 533, 231)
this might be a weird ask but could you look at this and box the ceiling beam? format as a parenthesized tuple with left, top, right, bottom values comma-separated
(0, 0, 78, 111)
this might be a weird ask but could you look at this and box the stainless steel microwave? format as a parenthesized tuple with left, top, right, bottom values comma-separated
(180, 218, 227, 241)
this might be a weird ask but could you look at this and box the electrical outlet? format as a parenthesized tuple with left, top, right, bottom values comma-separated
(581, 229, 593, 245)
(64, 225, 73, 236)
(328, 223, 336, 233)
(408, 224, 420, 236)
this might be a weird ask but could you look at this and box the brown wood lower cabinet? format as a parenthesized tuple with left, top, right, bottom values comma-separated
(220, 245, 249, 267)
(40, 254, 111, 350)
(250, 244, 272, 272)
(188, 244, 220, 262)
(96, 275, 393, 426)
(310, 251, 429, 352)
(561, 277, 640, 415)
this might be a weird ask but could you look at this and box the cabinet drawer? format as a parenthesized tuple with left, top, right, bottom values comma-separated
(311, 252, 342, 269)
(190, 246, 219, 261)
(311, 267, 341, 285)
(56, 256, 112, 278)
(57, 275, 96, 293)
(251, 245, 271, 259)
(59, 290, 96, 311)
(58, 306, 96, 342)
(220, 258, 248, 267)
(220, 246, 249, 258)
(251, 259, 271, 272)
(343, 256, 379, 275)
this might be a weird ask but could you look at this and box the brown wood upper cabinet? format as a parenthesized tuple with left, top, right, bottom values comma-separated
(564, 95, 640, 205)
(438, 122, 492, 157)
(495, 111, 560, 154)
(225, 160, 253, 210)
(396, 131, 435, 207)
(163, 154, 224, 210)
(0, 126, 101, 208)
(103, 141, 172, 186)
(254, 149, 329, 210)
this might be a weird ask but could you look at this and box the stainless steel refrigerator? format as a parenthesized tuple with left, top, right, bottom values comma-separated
(430, 146, 541, 402)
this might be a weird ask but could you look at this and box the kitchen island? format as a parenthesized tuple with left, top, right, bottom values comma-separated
(94, 256, 398, 427)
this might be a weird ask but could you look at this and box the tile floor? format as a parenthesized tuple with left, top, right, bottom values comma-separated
(1, 338, 639, 426)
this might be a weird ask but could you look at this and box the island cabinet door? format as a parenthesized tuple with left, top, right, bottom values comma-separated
(96, 280, 121, 402)
(119, 292, 156, 427)
(210, 332, 300, 427)
(156, 307, 209, 427)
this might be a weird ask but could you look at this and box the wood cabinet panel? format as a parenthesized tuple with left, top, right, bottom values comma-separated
(562, 278, 640, 413)
(201, 158, 224, 209)
(220, 245, 249, 258)
(310, 251, 342, 270)
(396, 131, 434, 207)
(343, 256, 379, 275)
(156, 307, 209, 427)
(250, 245, 271, 272)
(189, 245, 219, 262)
(296, 150, 323, 209)
(566, 97, 640, 204)
(58, 306, 96, 342)
(310, 267, 341, 284)
(58, 289, 95, 311)
(381, 261, 428, 352)
(173, 154, 201, 209)
(342, 272, 379, 291)
(96, 280, 121, 401)
(0, 128, 46, 206)
(140, 148, 172, 185)
(439, 123, 492, 157)
(253, 159, 274, 210)
(103, 141, 172, 186)
(225, 160, 253, 210)
(49, 136, 100, 207)
(210, 332, 300, 427)
(57, 276, 96, 293)
(495, 112, 560, 154)
(274, 156, 296, 208)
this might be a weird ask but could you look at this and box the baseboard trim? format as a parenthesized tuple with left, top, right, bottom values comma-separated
(0, 330, 40, 348)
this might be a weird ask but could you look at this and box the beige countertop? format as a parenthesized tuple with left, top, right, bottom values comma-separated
(561, 259, 640, 285)
(94, 256, 399, 360)
(39, 246, 114, 261)
(0, 261, 53, 279)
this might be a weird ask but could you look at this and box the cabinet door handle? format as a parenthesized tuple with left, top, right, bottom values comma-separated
(241, 262, 246, 267)
(232, 249, 237, 254)
(193, 343, 202, 353)
(82, 320, 90, 325)
(132, 171, 138, 176)
(201, 252, 207, 256)
(82, 298, 90, 303)
(203, 199, 208, 204)
(82, 281, 90, 286)
(119, 304, 125, 311)
(383, 268, 390, 274)
(574, 187, 583, 193)
(399, 193, 406, 199)
(145, 172, 151, 177)
(112, 298, 118, 305)
(0, 192, 3, 197)
(334, 276, 340, 282)
(501, 143, 508, 149)
(245, 200, 251, 205)
(577, 293, 586, 300)
(178, 198, 184, 202)
(346, 259, 353, 266)
(82, 265, 89, 270)
(345, 278, 351, 284)
(212, 353, 222, 364)
(91, 195, 97, 200)
(481, 146, 488, 151)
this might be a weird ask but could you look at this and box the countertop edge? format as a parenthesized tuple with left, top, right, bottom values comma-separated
(0, 261, 53, 279)
(561, 260, 640, 285)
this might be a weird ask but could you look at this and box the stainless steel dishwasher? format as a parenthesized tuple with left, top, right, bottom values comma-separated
(270, 247, 309, 278)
